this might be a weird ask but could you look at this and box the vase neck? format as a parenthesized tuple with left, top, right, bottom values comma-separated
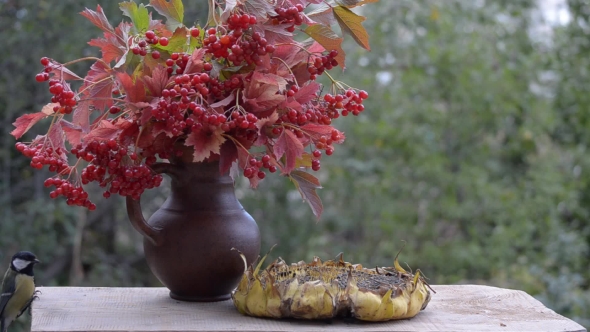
(163, 161, 241, 211)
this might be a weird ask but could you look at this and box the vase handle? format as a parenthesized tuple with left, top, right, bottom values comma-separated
(125, 162, 180, 247)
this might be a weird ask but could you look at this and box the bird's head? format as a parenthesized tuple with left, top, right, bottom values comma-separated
(10, 251, 40, 274)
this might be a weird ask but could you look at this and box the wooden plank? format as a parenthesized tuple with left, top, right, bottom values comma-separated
(31, 285, 586, 332)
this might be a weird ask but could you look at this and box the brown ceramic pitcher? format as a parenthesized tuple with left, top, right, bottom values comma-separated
(126, 160, 261, 302)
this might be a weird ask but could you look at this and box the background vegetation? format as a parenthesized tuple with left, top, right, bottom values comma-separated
(0, 0, 588, 330)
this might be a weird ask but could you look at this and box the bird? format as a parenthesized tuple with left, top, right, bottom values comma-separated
(0, 251, 40, 332)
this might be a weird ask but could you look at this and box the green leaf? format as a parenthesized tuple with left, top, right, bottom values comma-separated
(153, 27, 188, 52)
(333, 5, 371, 50)
(150, 0, 184, 30)
(303, 24, 346, 67)
(290, 170, 324, 219)
(119, 1, 150, 33)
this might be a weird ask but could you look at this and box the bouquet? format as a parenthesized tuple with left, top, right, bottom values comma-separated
(11, 0, 374, 218)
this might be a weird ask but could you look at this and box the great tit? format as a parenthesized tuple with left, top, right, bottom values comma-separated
(0, 251, 40, 332)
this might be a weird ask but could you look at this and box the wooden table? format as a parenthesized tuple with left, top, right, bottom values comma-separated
(31, 285, 586, 332)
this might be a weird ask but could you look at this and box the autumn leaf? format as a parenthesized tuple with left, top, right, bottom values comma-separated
(184, 126, 226, 162)
(333, 5, 370, 51)
(290, 170, 323, 219)
(254, 112, 279, 145)
(273, 129, 304, 173)
(10, 103, 55, 139)
(61, 121, 84, 147)
(244, 0, 277, 22)
(243, 77, 285, 112)
(47, 120, 67, 159)
(82, 61, 114, 111)
(300, 123, 345, 143)
(46, 60, 83, 81)
(303, 24, 346, 67)
(142, 65, 171, 97)
(210, 92, 236, 108)
(120, 1, 150, 33)
(83, 120, 121, 144)
(295, 152, 313, 168)
(307, 4, 336, 26)
(335, 0, 379, 8)
(80, 5, 114, 33)
(150, 0, 184, 30)
(74, 100, 92, 132)
(88, 36, 126, 63)
(221, 0, 238, 21)
(183, 48, 206, 75)
(294, 82, 320, 105)
(252, 72, 288, 93)
(116, 72, 146, 103)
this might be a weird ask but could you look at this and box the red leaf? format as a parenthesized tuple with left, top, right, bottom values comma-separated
(73, 100, 92, 132)
(252, 71, 288, 92)
(210, 92, 235, 108)
(83, 120, 121, 144)
(294, 82, 320, 104)
(300, 123, 345, 143)
(183, 48, 206, 75)
(80, 5, 114, 33)
(10, 107, 52, 139)
(48, 120, 67, 160)
(219, 140, 238, 175)
(243, 75, 285, 112)
(118, 120, 139, 146)
(116, 72, 146, 103)
(290, 170, 324, 219)
(82, 61, 114, 111)
(254, 112, 278, 145)
(61, 121, 84, 147)
(184, 126, 226, 162)
(273, 129, 304, 173)
(244, 0, 277, 22)
(142, 65, 171, 97)
(46, 61, 83, 81)
(88, 35, 126, 63)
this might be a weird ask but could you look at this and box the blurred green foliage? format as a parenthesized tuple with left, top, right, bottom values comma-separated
(0, 0, 588, 330)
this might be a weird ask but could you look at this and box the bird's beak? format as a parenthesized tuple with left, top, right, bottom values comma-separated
(34, 258, 41, 264)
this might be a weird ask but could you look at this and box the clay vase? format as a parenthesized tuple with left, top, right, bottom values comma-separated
(125, 160, 261, 302)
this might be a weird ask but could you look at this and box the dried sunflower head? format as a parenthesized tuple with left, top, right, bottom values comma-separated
(231, 250, 432, 322)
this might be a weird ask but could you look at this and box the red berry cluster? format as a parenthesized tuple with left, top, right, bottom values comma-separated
(243, 154, 277, 179)
(307, 50, 339, 80)
(203, 16, 275, 66)
(270, 4, 305, 32)
(35, 57, 51, 82)
(132, 30, 169, 59)
(72, 140, 163, 201)
(15, 142, 95, 209)
(45, 179, 95, 210)
(324, 89, 368, 116)
(35, 57, 77, 114)
(15, 143, 69, 172)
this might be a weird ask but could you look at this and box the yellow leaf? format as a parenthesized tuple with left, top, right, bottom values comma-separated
(333, 5, 371, 51)
(303, 24, 346, 68)
(336, 0, 379, 8)
(295, 153, 313, 168)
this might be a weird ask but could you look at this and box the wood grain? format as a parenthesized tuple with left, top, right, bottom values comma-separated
(31, 285, 586, 332)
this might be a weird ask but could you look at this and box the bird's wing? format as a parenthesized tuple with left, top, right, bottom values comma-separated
(0, 269, 16, 317)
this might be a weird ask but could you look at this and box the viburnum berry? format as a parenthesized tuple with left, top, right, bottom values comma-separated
(158, 37, 169, 46)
